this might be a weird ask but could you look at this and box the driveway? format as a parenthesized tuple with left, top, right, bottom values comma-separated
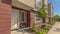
(47, 22, 60, 34)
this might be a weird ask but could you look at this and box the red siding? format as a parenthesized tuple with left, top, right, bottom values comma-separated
(0, 0, 11, 34)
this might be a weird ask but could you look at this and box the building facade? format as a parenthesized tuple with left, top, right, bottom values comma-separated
(48, 3, 54, 22)
(0, 0, 11, 34)
(0, 0, 48, 34)
(12, 0, 36, 29)
(11, 0, 48, 30)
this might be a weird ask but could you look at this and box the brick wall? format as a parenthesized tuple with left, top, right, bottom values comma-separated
(30, 11, 35, 27)
(0, 0, 11, 34)
(29, 11, 42, 27)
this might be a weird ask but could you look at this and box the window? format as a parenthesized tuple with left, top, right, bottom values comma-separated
(20, 11, 26, 23)
(21, 12, 24, 22)
(35, 0, 42, 10)
(35, 13, 41, 21)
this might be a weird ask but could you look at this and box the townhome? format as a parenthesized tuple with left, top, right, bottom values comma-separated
(48, 3, 54, 22)
(12, 0, 36, 30)
(12, 0, 48, 30)
(0, 0, 48, 34)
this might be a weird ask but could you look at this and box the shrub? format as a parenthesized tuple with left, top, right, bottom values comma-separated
(48, 22, 53, 25)
(36, 30, 41, 34)
(43, 23, 52, 30)
(36, 29, 46, 34)
(32, 26, 38, 32)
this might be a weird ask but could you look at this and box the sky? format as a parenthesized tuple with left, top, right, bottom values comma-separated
(48, 0, 60, 16)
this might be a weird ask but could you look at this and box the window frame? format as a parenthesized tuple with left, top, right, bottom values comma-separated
(35, 0, 42, 10)
(19, 11, 26, 23)
(35, 13, 41, 22)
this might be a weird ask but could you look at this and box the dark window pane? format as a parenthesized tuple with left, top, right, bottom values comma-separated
(22, 12, 24, 22)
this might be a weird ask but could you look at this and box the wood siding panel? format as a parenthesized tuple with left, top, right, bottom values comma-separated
(0, 0, 11, 34)
(0, 10, 11, 14)
(0, 14, 10, 18)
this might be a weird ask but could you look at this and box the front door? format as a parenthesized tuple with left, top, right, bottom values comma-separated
(19, 11, 27, 28)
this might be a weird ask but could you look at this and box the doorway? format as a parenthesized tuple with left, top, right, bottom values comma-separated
(11, 7, 28, 30)
(19, 11, 27, 28)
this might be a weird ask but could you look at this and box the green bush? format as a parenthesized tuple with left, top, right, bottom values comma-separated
(43, 23, 52, 30)
(36, 29, 46, 34)
(36, 30, 41, 34)
(48, 22, 53, 25)
(32, 26, 38, 32)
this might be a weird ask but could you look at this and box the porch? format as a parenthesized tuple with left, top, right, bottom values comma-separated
(11, 0, 33, 30)
(11, 0, 42, 30)
(11, 6, 31, 30)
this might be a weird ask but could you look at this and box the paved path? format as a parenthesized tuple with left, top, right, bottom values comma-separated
(47, 22, 60, 34)
(11, 30, 31, 34)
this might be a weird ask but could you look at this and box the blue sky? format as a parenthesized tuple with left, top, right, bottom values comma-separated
(48, 0, 60, 16)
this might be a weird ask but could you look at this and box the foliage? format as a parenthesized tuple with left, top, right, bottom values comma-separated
(53, 17, 56, 23)
(54, 15, 60, 22)
(43, 23, 52, 30)
(36, 4, 47, 18)
(32, 26, 38, 32)
(32, 22, 53, 34)
(36, 29, 46, 34)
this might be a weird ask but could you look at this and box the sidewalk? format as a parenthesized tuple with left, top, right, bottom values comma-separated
(11, 30, 31, 34)
(47, 22, 60, 34)
(11, 29, 34, 34)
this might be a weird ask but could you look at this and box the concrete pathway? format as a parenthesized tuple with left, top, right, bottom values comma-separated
(47, 22, 60, 34)
(11, 30, 31, 34)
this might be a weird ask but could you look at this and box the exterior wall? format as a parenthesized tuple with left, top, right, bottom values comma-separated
(30, 11, 35, 27)
(26, 10, 43, 27)
(48, 3, 53, 17)
(18, 0, 35, 8)
(49, 17, 53, 22)
(0, 0, 11, 34)
(11, 8, 19, 29)
(48, 3, 54, 22)
(26, 11, 30, 27)
(12, 0, 32, 10)
(12, 0, 49, 28)
(26, 11, 35, 27)
(35, 19, 42, 27)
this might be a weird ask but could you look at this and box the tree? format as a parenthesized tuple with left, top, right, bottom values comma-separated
(36, 4, 47, 18)
(54, 15, 60, 22)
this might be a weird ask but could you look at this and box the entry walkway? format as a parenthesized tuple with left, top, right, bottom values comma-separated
(47, 22, 60, 34)
(11, 28, 34, 34)
(11, 30, 31, 34)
